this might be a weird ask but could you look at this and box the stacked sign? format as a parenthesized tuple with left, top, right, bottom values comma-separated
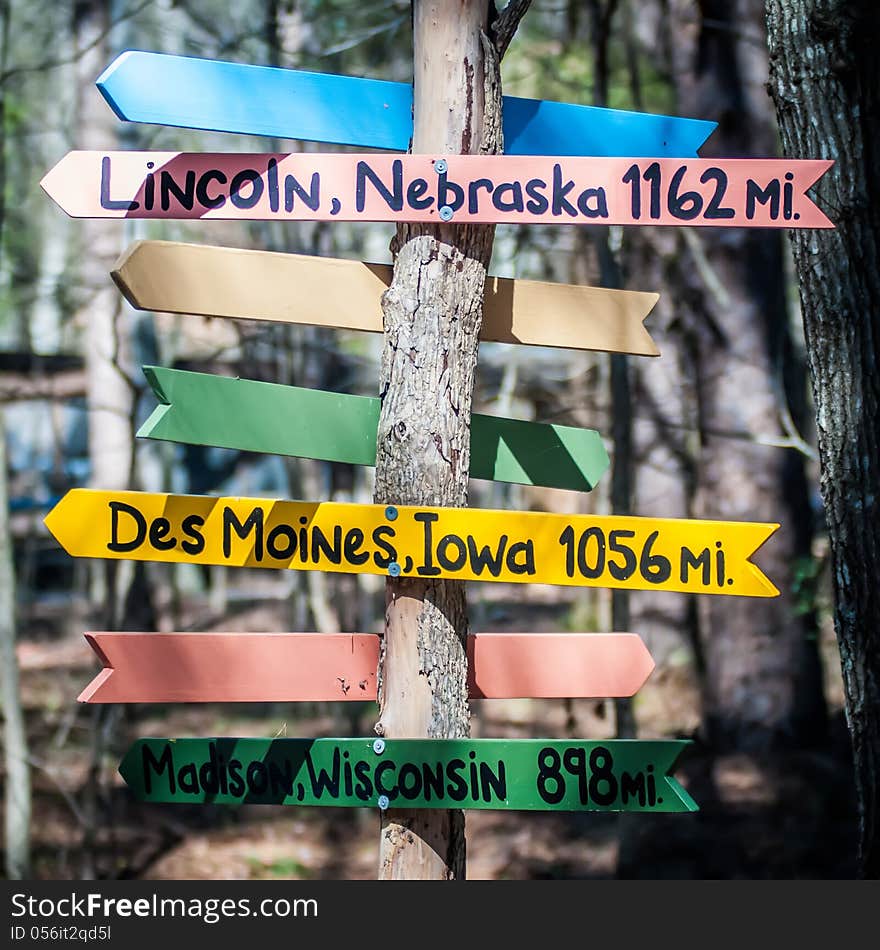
(41, 49, 833, 816)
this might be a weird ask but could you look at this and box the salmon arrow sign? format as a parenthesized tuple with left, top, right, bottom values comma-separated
(78, 631, 656, 703)
(96, 50, 716, 158)
(40, 152, 835, 228)
(112, 241, 661, 357)
(44, 489, 780, 597)
(118, 737, 698, 812)
(137, 366, 610, 493)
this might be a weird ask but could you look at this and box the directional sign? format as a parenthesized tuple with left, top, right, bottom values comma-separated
(138, 366, 610, 493)
(44, 489, 780, 597)
(112, 241, 661, 356)
(97, 51, 716, 158)
(78, 631, 656, 703)
(118, 737, 698, 812)
(41, 152, 834, 229)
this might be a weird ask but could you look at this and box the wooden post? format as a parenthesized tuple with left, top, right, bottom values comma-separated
(372, 0, 509, 879)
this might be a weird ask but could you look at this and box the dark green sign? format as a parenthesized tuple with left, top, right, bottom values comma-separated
(118, 737, 698, 813)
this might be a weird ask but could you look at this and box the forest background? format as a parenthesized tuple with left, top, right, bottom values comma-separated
(0, 0, 863, 880)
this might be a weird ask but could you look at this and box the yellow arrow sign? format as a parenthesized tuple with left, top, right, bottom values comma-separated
(111, 241, 660, 356)
(45, 490, 779, 597)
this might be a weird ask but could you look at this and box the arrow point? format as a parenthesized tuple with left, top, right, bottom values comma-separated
(694, 118, 719, 155)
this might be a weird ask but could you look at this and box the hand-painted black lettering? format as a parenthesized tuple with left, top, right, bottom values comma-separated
(374, 760, 397, 800)
(245, 761, 268, 795)
(467, 536, 506, 576)
(551, 164, 577, 216)
(305, 748, 341, 799)
(269, 760, 294, 798)
(160, 169, 196, 212)
(343, 527, 369, 565)
(228, 759, 244, 796)
(562, 747, 589, 804)
(181, 514, 205, 555)
(397, 763, 422, 800)
(198, 743, 221, 794)
(100, 156, 139, 211)
(267, 158, 280, 213)
(536, 747, 565, 804)
(421, 762, 444, 802)
(266, 523, 297, 560)
(445, 759, 468, 801)
(371, 524, 398, 569)
(148, 516, 176, 551)
(469, 177, 494, 213)
(142, 743, 175, 795)
(680, 545, 711, 585)
(576, 186, 609, 218)
(701, 167, 735, 219)
(108, 501, 146, 553)
(406, 177, 433, 209)
(437, 171, 464, 212)
(222, 506, 264, 561)
(479, 761, 507, 803)
(577, 526, 606, 579)
(745, 178, 780, 220)
(436, 533, 467, 571)
(492, 181, 524, 213)
(608, 529, 637, 581)
(195, 170, 227, 209)
(356, 159, 402, 212)
(229, 169, 264, 209)
(353, 760, 373, 800)
(524, 178, 549, 214)
(588, 746, 618, 806)
(620, 769, 646, 806)
(414, 511, 441, 576)
(639, 530, 671, 583)
(505, 540, 535, 575)
(284, 172, 320, 212)
(178, 762, 199, 794)
(311, 524, 342, 565)
(666, 165, 703, 220)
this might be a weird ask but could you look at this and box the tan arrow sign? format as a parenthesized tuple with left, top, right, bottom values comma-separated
(112, 241, 660, 356)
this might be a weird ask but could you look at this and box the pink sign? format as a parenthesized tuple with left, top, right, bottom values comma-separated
(41, 151, 834, 229)
(78, 631, 655, 703)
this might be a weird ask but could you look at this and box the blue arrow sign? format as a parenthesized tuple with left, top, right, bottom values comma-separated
(97, 50, 715, 158)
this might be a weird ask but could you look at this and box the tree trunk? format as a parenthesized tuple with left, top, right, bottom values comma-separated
(0, 408, 31, 879)
(372, 0, 523, 880)
(634, 0, 826, 752)
(765, 0, 880, 878)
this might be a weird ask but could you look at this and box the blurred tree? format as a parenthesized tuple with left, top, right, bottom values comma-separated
(766, 0, 880, 879)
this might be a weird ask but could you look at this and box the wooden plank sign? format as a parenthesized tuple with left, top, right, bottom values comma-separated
(78, 631, 656, 703)
(118, 737, 698, 812)
(112, 241, 661, 357)
(138, 366, 611, 493)
(97, 51, 717, 158)
(41, 152, 834, 229)
(44, 489, 780, 597)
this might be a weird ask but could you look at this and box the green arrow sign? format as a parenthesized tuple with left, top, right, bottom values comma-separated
(118, 737, 698, 813)
(138, 366, 610, 493)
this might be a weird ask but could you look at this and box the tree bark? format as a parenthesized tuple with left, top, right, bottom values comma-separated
(0, 408, 31, 879)
(630, 0, 826, 753)
(765, 0, 880, 878)
(372, 0, 524, 880)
